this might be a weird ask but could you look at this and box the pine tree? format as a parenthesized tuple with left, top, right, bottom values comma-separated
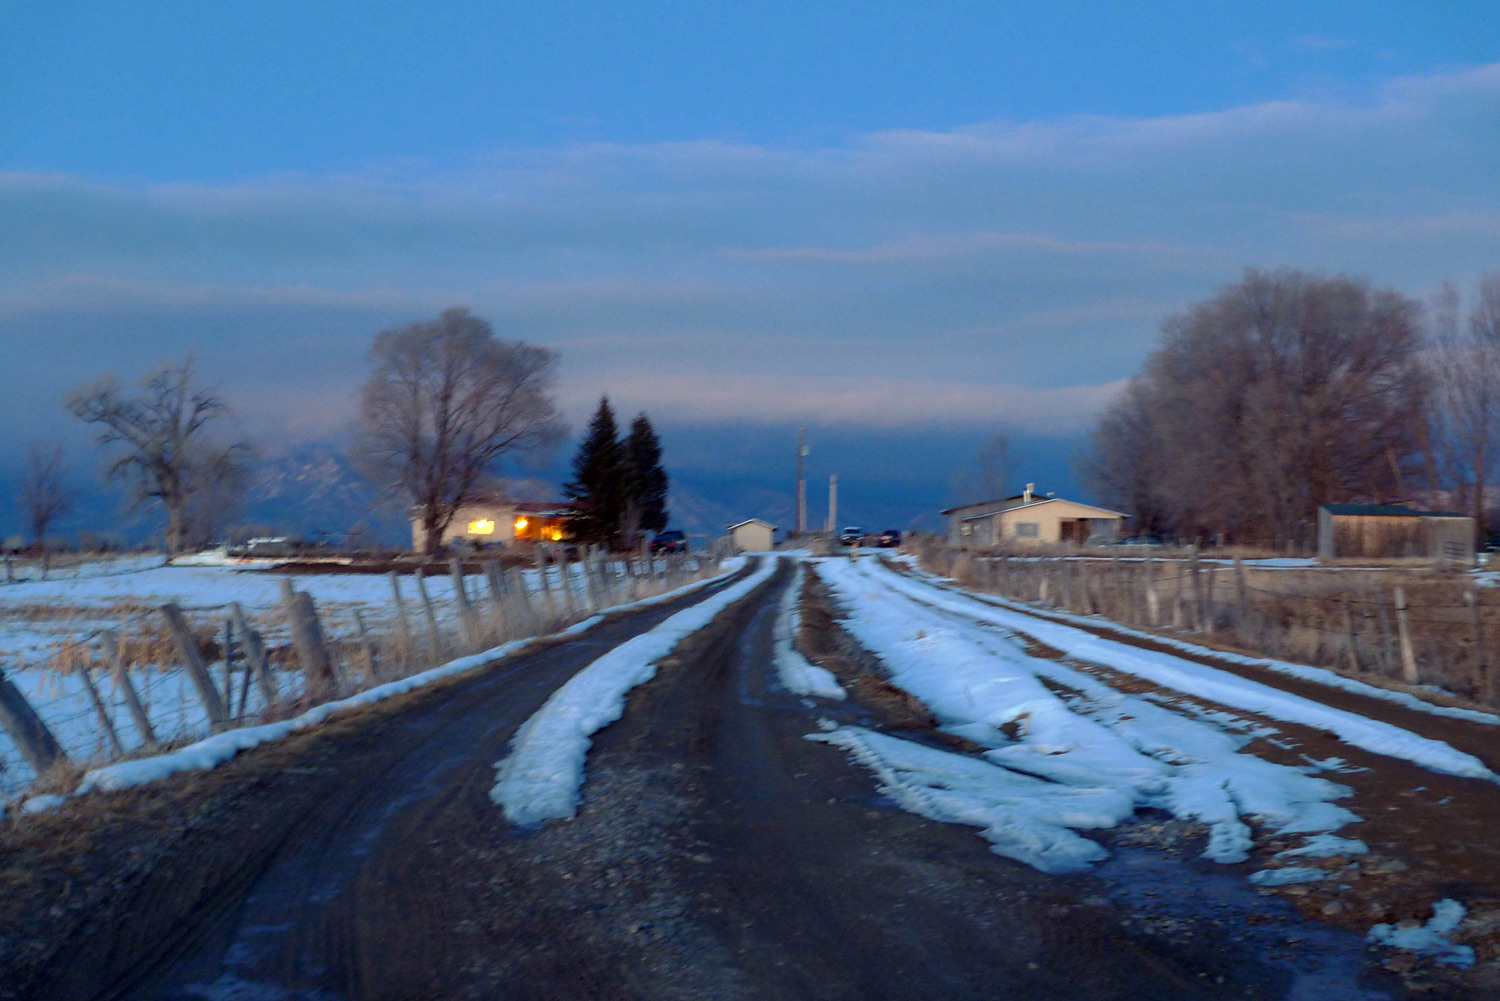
(564, 397, 625, 545)
(624, 413, 669, 541)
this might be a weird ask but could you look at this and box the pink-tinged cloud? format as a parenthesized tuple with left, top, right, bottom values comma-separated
(562, 373, 1126, 434)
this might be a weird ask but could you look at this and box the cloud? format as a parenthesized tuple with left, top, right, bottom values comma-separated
(0, 60, 1497, 453)
(563, 373, 1126, 434)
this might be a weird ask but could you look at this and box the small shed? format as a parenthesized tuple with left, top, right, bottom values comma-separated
(1316, 504, 1475, 562)
(728, 518, 776, 553)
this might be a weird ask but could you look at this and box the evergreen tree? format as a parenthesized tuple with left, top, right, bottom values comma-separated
(624, 413, 669, 540)
(564, 397, 624, 545)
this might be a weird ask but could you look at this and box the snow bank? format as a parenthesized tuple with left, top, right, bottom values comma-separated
(815, 557, 1361, 871)
(903, 559, 1500, 727)
(810, 725, 1121, 873)
(1368, 899, 1475, 967)
(868, 560, 1499, 782)
(772, 563, 845, 700)
(490, 557, 779, 825)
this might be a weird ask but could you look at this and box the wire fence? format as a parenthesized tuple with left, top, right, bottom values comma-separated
(910, 538, 1500, 707)
(0, 551, 723, 803)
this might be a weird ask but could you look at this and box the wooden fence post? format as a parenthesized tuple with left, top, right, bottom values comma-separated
(0, 666, 68, 774)
(1233, 557, 1249, 633)
(1467, 586, 1490, 702)
(413, 570, 446, 658)
(221, 618, 236, 712)
(1392, 585, 1419, 685)
(1189, 551, 1205, 633)
(1145, 557, 1160, 626)
(353, 609, 380, 682)
(230, 602, 277, 709)
(101, 629, 156, 746)
(161, 602, 229, 726)
(279, 580, 338, 702)
(387, 572, 416, 655)
(449, 558, 481, 646)
(1374, 582, 1395, 675)
(1341, 593, 1361, 673)
(77, 666, 124, 758)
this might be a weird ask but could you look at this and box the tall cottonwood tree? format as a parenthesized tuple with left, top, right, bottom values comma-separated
(1079, 268, 1429, 546)
(68, 356, 251, 553)
(354, 308, 564, 555)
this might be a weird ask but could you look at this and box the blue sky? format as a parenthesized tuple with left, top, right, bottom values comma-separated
(2, 2, 1498, 533)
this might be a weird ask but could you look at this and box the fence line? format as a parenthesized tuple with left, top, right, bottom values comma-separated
(911, 540, 1498, 707)
(0, 551, 724, 802)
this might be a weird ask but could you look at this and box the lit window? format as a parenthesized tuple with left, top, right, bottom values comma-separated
(1016, 522, 1039, 538)
(514, 516, 529, 533)
(468, 519, 495, 535)
(546, 526, 564, 541)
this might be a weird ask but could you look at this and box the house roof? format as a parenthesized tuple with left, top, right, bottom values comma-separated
(940, 492, 1035, 516)
(960, 497, 1126, 522)
(1321, 504, 1469, 519)
(727, 518, 777, 530)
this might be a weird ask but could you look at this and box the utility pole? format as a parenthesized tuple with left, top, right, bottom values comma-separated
(795, 427, 808, 536)
(827, 474, 838, 533)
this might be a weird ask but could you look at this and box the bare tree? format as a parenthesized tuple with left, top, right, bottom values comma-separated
(1079, 268, 1429, 547)
(1430, 274, 1500, 541)
(67, 356, 252, 554)
(354, 308, 564, 555)
(16, 444, 76, 549)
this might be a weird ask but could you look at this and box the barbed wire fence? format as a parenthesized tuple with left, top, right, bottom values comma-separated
(910, 538, 1499, 707)
(0, 548, 725, 804)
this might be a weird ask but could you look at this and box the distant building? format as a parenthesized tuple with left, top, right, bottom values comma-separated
(1316, 504, 1474, 562)
(411, 498, 577, 552)
(942, 486, 1122, 549)
(944, 484, 1124, 548)
(727, 518, 777, 553)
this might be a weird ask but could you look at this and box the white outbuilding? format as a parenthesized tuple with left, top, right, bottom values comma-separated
(727, 518, 777, 553)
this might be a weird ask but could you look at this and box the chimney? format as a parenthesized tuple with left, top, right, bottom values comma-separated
(1024, 483, 1034, 505)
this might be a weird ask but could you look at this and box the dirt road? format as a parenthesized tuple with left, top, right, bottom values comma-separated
(0, 556, 1439, 999)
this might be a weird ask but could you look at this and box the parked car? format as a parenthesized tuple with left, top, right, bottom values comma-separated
(878, 529, 902, 548)
(838, 526, 865, 547)
(650, 530, 688, 554)
(1108, 534, 1165, 548)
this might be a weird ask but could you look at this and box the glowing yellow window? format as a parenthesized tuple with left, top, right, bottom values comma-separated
(468, 519, 495, 535)
(514, 516, 529, 533)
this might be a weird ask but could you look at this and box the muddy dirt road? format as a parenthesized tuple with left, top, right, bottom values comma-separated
(0, 557, 1437, 999)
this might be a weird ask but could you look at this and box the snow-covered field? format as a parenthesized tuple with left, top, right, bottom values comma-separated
(0, 554, 712, 798)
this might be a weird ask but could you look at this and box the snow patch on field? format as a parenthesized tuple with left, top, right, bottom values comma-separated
(490, 557, 778, 825)
(903, 557, 1500, 728)
(772, 563, 845, 700)
(870, 560, 1498, 781)
(815, 557, 1361, 872)
(1368, 900, 1475, 967)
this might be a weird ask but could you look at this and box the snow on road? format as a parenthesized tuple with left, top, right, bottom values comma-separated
(491, 556, 780, 825)
(815, 556, 1365, 874)
(772, 562, 845, 700)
